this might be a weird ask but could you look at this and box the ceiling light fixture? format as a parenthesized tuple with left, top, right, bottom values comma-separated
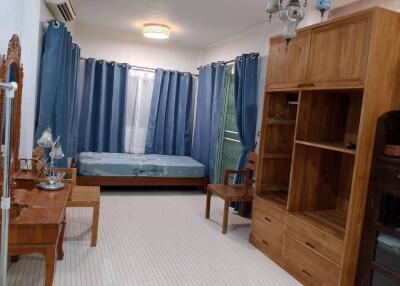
(143, 24, 170, 40)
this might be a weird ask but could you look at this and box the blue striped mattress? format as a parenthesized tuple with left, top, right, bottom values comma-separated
(78, 152, 205, 178)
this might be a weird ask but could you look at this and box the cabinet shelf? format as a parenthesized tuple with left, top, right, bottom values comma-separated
(291, 209, 347, 241)
(267, 118, 296, 126)
(296, 140, 356, 155)
(260, 184, 288, 193)
(259, 193, 288, 211)
(264, 153, 292, 160)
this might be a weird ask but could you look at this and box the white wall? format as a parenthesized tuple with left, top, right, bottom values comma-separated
(75, 22, 202, 74)
(0, 0, 49, 158)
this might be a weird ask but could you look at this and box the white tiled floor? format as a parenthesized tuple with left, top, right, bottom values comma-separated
(7, 190, 301, 286)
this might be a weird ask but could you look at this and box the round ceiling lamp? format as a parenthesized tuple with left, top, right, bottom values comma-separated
(143, 24, 170, 40)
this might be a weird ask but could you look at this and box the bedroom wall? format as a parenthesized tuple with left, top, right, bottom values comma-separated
(74, 22, 202, 74)
(0, 0, 49, 158)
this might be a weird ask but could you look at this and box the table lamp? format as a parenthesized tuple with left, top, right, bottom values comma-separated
(37, 128, 65, 191)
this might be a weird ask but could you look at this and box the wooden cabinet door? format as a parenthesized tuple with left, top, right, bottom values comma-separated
(266, 30, 311, 89)
(306, 14, 373, 87)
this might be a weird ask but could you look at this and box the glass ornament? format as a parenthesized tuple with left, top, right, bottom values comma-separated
(285, 2, 305, 22)
(266, 0, 280, 22)
(282, 21, 297, 42)
(315, 0, 332, 19)
(266, 0, 280, 14)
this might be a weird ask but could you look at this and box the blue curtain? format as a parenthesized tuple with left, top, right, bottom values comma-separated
(232, 53, 259, 214)
(145, 69, 193, 155)
(35, 21, 80, 166)
(78, 59, 129, 153)
(192, 63, 226, 181)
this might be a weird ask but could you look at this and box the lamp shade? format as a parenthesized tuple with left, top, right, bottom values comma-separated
(50, 141, 64, 160)
(37, 128, 54, 148)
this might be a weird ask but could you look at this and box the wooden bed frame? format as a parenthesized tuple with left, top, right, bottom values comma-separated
(77, 175, 209, 193)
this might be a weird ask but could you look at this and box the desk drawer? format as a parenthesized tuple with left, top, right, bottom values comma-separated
(252, 217, 283, 258)
(253, 197, 287, 231)
(283, 236, 340, 286)
(286, 215, 344, 264)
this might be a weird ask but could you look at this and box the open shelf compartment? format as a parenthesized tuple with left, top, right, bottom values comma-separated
(296, 90, 363, 155)
(258, 91, 299, 207)
(288, 144, 355, 237)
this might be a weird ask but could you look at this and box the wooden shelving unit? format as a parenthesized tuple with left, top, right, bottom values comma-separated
(250, 8, 400, 286)
(295, 140, 356, 155)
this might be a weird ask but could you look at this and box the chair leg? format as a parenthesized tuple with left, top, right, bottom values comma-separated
(205, 190, 211, 219)
(91, 202, 100, 247)
(239, 201, 246, 217)
(222, 200, 229, 234)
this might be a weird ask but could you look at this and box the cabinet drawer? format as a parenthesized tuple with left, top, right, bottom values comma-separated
(286, 215, 344, 264)
(251, 217, 283, 258)
(283, 236, 340, 286)
(253, 197, 287, 231)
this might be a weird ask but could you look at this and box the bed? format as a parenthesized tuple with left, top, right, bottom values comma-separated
(76, 152, 208, 191)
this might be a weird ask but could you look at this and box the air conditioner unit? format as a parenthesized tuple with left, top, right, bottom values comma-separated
(45, 0, 76, 22)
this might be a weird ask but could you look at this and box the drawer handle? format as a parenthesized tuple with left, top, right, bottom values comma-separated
(264, 216, 272, 223)
(305, 241, 316, 249)
(262, 240, 269, 246)
(302, 269, 312, 277)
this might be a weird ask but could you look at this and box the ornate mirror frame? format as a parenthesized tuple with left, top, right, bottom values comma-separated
(0, 34, 24, 175)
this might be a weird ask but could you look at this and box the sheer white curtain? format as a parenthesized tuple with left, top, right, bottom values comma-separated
(124, 70, 155, 153)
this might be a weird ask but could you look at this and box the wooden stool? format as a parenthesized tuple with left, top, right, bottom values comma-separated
(67, 186, 100, 247)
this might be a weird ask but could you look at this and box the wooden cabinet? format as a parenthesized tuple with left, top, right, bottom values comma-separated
(306, 14, 372, 87)
(252, 8, 400, 286)
(266, 31, 311, 89)
(266, 13, 373, 90)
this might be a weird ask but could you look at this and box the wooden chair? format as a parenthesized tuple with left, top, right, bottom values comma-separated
(205, 152, 257, 234)
(39, 168, 100, 247)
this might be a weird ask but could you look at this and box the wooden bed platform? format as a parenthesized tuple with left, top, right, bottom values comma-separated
(77, 175, 209, 192)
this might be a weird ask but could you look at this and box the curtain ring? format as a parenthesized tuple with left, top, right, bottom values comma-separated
(213, 63, 217, 68)
(72, 44, 75, 50)
(251, 53, 257, 59)
(52, 21, 60, 28)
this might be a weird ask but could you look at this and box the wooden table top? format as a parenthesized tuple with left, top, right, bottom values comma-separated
(1, 184, 71, 226)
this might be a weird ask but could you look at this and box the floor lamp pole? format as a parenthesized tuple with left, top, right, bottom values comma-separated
(0, 81, 17, 286)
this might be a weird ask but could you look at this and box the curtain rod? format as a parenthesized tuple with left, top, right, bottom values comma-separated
(197, 53, 259, 70)
(80, 57, 198, 77)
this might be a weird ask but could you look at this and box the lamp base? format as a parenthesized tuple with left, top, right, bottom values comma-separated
(38, 181, 64, 191)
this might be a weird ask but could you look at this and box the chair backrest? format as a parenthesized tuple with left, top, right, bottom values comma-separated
(245, 152, 257, 173)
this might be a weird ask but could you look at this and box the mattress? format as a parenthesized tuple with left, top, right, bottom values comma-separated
(78, 152, 205, 178)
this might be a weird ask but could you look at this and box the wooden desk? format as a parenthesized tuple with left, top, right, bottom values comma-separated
(2, 184, 71, 286)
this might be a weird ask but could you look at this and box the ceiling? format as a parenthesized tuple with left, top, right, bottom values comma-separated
(73, 0, 357, 48)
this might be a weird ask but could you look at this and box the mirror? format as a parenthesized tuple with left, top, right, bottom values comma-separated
(0, 35, 24, 217)
(0, 35, 23, 176)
